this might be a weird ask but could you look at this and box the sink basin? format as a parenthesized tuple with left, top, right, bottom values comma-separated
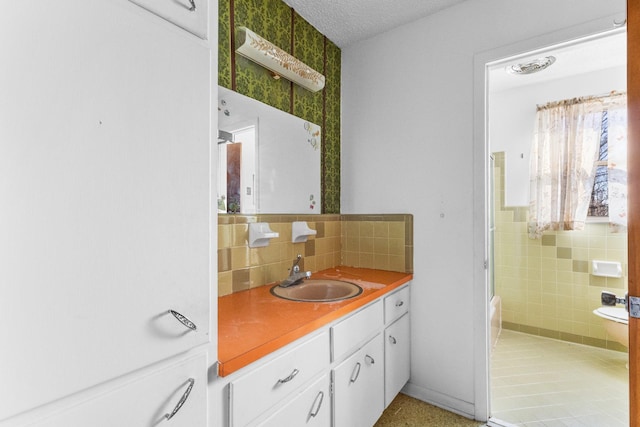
(270, 279, 363, 302)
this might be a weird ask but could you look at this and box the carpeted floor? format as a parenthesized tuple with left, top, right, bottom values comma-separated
(374, 393, 486, 427)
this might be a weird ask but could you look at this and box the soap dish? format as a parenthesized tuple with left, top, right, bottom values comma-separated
(249, 223, 279, 248)
(292, 221, 317, 243)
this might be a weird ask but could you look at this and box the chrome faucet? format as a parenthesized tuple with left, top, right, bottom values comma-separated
(279, 254, 311, 287)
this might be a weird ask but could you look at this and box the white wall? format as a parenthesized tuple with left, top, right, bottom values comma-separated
(341, 0, 625, 419)
(491, 65, 626, 207)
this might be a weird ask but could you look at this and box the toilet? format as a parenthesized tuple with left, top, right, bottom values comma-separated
(593, 306, 629, 348)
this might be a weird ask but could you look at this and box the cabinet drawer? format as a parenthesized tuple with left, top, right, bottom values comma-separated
(230, 331, 330, 427)
(384, 284, 410, 324)
(129, 0, 208, 39)
(252, 374, 331, 427)
(31, 353, 207, 427)
(331, 301, 383, 362)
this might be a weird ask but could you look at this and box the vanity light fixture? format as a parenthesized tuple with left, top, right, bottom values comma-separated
(235, 26, 325, 92)
(507, 55, 556, 75)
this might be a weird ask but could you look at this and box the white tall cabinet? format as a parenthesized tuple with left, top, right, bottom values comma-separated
(0, 0, 216, 425)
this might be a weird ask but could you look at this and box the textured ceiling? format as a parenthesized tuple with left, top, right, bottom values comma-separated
(281, 0, 469, 47)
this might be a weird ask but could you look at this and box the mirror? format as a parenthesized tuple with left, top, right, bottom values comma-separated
(217, 87, 321, 214)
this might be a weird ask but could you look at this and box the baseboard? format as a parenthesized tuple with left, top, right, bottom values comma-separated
(401, 382, 476, 420)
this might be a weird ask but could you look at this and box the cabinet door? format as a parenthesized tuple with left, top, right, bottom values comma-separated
(384, 313, 411, 407)
(0, 1, 211, 420)
(32, 354, 207, 427)
(332, 334, 384, 427)
(253, 374, 331, 427)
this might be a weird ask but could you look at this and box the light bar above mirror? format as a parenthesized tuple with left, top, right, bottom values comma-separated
(235, 26, 325, 92)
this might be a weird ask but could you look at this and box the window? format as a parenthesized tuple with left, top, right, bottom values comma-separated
(588, 110, 609, 217)
(528, 92, 627, 238)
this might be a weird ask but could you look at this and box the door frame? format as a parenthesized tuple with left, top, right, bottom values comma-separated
(627, 1, 639, 425)
(472, 13, 631, 423)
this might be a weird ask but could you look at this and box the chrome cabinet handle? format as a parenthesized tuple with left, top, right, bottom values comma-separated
(277, 368, 299, 384)
(309, 391, 324, 417)
(365, 354, 375, 364)
(389, 335, 397, 344)
(164, 378, 195, 421)
(395, 300, 404, 307)
(350, 362, 361, 383)
(187, 0, 196, 11)
(168, 309, 197, 331)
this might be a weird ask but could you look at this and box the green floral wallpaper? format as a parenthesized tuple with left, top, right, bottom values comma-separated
(218, 0, 231, 89)
(218, 0, 341, 213)
(323, 40, 341, 214)
(292, 12, 324, 127)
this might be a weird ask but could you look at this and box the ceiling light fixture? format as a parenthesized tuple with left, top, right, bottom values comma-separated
(235, 26, 326, 92)
(507, 56, 556, 75)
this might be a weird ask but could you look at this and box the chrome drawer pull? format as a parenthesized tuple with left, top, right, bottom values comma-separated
(350, 362, 361, 383)
(164, 378, 195, 421)
(168, 309, 197, 331)
(395, 300, 404, 307)
(389, 335, 397, 344)
(187, 0, 196, 11)
(309, 391, 324, 417)
(277, 368, 299, 384)
(365, 354, 375, 364)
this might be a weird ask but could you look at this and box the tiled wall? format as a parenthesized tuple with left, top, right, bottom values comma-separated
(218, 214, 413, 296)
(341, 215, 413, 273)
(218, 0, 341, 213)
(493, 152, 628, 351)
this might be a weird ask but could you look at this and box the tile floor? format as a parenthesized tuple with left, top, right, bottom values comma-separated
(490, 329, 629, 426)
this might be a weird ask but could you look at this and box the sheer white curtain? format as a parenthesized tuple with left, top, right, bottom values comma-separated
(528, 95, 624, 239)
(606, 95, 628, 230)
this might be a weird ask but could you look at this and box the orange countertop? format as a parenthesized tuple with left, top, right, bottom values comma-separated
(217, 266, 413, 377)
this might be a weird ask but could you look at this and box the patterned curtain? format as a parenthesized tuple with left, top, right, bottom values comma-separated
(606, 95, 628, 231)
(528, 96, 608, 238)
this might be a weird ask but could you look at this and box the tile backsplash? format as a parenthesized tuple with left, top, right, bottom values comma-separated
(218, 214, 413, 296)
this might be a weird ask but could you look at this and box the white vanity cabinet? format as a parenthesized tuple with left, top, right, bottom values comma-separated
(0, 0, 213, 424)
(332, 334, 385, 427)
(330, 284, 411, 424)
(329, 299, 385, 426)
(383, 286, 411, 407)
(216, 282, 411, 427)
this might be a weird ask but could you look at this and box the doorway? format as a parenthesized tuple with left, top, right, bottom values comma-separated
(485, 30, 629, 426)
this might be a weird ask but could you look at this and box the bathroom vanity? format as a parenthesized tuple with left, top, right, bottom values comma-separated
(212, 267, 412, 426)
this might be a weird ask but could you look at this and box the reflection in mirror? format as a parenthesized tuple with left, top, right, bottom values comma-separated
(217, 121, 257, 213)
(218, 86, 321, 214)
